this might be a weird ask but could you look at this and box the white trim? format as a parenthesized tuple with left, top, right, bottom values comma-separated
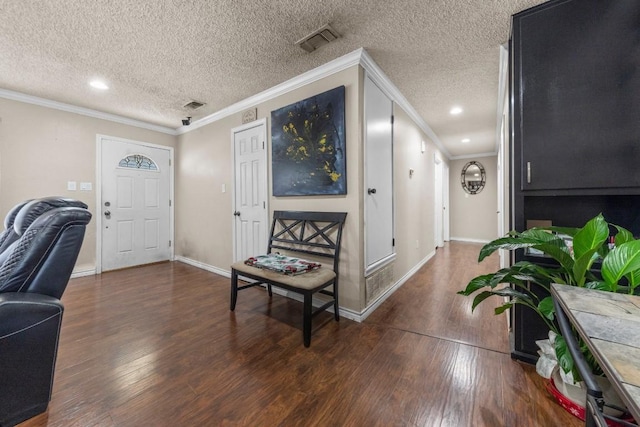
(95, 134, 175, 273)
(2, 48, 459, 159)
(173, 256, 363, 321)
(360, 250, 436, 321)
(449, 237, 491, 244)
(230, 118, 269, 263)
(179, 48, 452, 160)
(0, 88, 177, 135)
(175, 250, 434, 324)
(495, 44, 509, 155)
(70, 268, 97, 279)
(450, 151, 498, 160)
(358, 50, 451, 159)
(178, 49, 363, 135)
(175, 256, 231, 278)
(364, 253, 397, 277)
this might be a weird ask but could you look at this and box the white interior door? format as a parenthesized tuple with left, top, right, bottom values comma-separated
(365, 75, 394, 272)
(233, 120, 268, 262)
(434, 155, 444, 248)
(100, 138, 171, 271)
(443, 162, 450, 241)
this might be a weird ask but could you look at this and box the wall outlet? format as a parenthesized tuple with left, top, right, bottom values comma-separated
(80, 182, 92, 191)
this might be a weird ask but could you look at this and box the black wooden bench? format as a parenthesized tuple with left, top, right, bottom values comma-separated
(230, 210, 347, 347)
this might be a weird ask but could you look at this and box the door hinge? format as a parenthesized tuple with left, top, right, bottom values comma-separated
(391, 115, 394, 125)
(169, 240, 172, 247)
(263, 141, 265, 149)
(263, 201, 265, 208)
(392, 238, 395, 246)
(169, 200, 172, 207)
(169, 159, 171, 166)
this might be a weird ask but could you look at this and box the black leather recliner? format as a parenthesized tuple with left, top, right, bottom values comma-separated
(0, 200, 31, 255)
(0, 198, 92, 427)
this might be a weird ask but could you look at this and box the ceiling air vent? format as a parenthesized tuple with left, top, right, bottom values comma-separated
(184, 100, 205, 110)
(296, 24, 340, 53)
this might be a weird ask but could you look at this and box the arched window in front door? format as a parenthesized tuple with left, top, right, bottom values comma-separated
(117, 154, 159, 171)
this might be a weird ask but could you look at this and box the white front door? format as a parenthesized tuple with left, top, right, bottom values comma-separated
(233, 120, 268, 262)
(364, 75, 394, 272)
(100, 137, 172, 271)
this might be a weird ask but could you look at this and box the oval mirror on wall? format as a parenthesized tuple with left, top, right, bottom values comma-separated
(461, 161, 486, 194)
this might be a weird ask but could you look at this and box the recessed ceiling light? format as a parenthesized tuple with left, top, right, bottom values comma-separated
(89, 80, 109, 90)
(461, 138, 471, 143)
(450, 106, 463, 115)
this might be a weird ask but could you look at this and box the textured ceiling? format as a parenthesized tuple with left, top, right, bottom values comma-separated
(0, 0, 546, 158)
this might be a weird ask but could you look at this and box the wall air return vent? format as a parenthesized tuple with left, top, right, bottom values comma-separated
(184, 101, 206, 110)
(296, 24, 340, 53)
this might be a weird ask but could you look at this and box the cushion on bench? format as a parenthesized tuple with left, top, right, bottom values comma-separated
(231, 261, 336, 291)
(244, 253, 321, 275)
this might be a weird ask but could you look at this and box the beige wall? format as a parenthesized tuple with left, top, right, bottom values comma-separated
(392, 104, 443, 275)
(176, 65, 447, 313)
(0, 97, 176, 271)
(449, 156, 498, 242)
(176, 66, 364, 311)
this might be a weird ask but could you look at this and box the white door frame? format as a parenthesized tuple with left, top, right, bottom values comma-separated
(443, 162, 450, 241)
(231, 118, 269, 262)
(434, 154, 444, 248)
(95, 134, 175, 274)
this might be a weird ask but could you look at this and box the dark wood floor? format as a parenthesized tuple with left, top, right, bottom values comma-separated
(19, 242, 580, 426)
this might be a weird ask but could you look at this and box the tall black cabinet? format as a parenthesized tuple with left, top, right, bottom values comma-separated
(510, 0, 640, 362)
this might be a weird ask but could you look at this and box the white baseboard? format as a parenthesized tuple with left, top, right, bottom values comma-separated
(449, 237, 491, 244)
(70, 268, 97, 278)
(174, 253, 437, 324)
(358, 250, 436, 322)
(174, 256, 231, 278)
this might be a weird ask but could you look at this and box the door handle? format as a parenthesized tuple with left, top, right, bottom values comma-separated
(233, 211, 241, 216)
(367, 188, 377, 195)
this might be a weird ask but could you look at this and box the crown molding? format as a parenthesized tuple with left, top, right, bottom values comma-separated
(357, 49, 451, 159)
(450, 151, 498, 160)
(181, 48, 452, 160)
(0, 88, 177, 135)
(179, 49, 363, 134)
(1, 48, 455, 160)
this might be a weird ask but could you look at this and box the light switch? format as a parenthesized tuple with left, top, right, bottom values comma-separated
(67, 181, 77, 191)
(80, 182, 92, 191)
(221, 184, 226, 193)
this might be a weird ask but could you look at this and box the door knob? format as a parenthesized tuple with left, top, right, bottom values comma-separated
(233, 211, 241, 216)
(104, 210, 111, 218)
(367, 188, 377, 195)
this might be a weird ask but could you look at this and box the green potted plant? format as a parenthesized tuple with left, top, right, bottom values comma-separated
(458, 214, 640, 403)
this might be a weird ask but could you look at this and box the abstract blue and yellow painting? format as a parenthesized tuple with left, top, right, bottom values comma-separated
(271, 86, 346, 196)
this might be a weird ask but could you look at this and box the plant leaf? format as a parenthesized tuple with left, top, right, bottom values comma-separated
(554, 335, 574, 375)
(584, 281, 612, 291)
(612, 224, 634, 245)
(478, 236, 542, 262)
(572, 247, 600, 286)
(458, 274, 495, 295)
(494, 303, 512, 315)
(601, 240, 640, 288)
(538, 296, 555, 321)
(545, 226, 579, 237)
(573, 214, 608, 260)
